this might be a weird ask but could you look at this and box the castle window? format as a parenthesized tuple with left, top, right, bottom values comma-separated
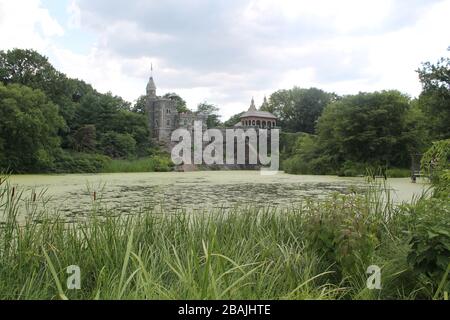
(155, 120, 158, 127)
(167, 120, 170, 126)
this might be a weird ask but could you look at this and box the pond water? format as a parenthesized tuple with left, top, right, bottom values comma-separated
(6, 171, 429, 218)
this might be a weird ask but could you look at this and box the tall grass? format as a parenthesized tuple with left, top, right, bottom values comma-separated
(0, 175, 447, 300)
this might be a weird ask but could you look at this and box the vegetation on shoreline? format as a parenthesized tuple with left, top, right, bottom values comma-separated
(276, 51, 449, 176)
(2, 48, 449, 175)
(101, 154, 174, 173)
(0, 170, 448, 300)
(0, 49, 155, 174)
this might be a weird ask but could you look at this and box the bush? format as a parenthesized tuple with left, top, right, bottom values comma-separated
(421, 139, 450, 198)
(336, 161, 367, 177)
(282, 134, 330, 174)
(386, 168, 411, 178)
(282, 155, 312, 174)
(402, 197, 450, 295)
(54, 151, 110, 173)
(99, 131, 137, 158)
(101, 154, 174, 173)
(303, 194, 380, 279)
(148, 155, 173, 172)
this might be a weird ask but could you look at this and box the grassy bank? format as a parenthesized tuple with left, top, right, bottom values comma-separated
(0, 177, 448, 300)
(101, 155, 173, 173)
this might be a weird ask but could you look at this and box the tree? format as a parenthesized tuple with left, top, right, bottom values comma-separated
(99, 132, 137, 158)
(0, 48, 153, 172)
(223, 112, 244, 127)
(112, 110, 150, 150)
(196, 102, 221, 127)
(72, 125, 97, 152)
(315, 91, 412, 169)
(132, 95, 147, 114)
(263, 87, 336, 134)
(163, 92, 189, 113)
(0, 83, 65, 172)
(0, 49, 82, 114)
(417, 52, 450, 140)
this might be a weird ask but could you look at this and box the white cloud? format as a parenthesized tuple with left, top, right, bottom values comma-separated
(0, 0, 63, 51)
(67, 0, 81, 29)
(1, 0, 449, 121)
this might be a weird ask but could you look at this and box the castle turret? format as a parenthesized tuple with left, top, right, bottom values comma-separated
(248, 97, 257, 111)
(146, 76, 156, 98)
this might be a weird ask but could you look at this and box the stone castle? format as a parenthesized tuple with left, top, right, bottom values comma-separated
(145, 74, 278, 147)
(145, 75, 207, 144)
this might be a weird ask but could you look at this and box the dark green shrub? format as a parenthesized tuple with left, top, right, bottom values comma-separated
(99, 131, 137, 158)
(336, 161, 367, 177)
(303, 195, 380, 279)
(404, 198, 450, 294)
(149, 154, 174, 172)
(421, 139, 450, 198)
(282, 155, 311, 174)
(386, 168, 411, 178)
(54, 151, 110, 173)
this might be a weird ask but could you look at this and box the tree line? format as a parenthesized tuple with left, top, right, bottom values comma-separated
(225, 50, 448, 176)
(0, 49, 154, 173)
(0, 48, 449, 174)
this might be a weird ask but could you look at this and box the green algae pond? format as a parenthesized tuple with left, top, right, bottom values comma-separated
(6, 171, 429, 219)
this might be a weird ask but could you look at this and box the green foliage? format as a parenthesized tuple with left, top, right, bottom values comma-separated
(336, 161, 368, 177)
(102, 155, 174, 173)
(71, 124, 97, 152)
(163, 92, 189, 113)
(131, 95, 147, 114)
(223, 112, 244, 128)
(99, 132, 137, 158)
(264, 87, 336, 134)
(403, 198, 450, 295)
(417, 53, 450, 140)
(421, 139, 450, 198)
(2, 176, 446, 299)
(53, 151, 110, 173)
(318, 91, 412, 168)
(279, 132, 304, 159)
(0, 49, 153, 172)
(386, 168, 411, 178)
(282, 134, 336, 175)
(0, 83, 65, 172)
(149, 154, 173, 172)
(196, 102, 221, 127)
(303, 194, 380, 278)
(282, 91, 420, 176)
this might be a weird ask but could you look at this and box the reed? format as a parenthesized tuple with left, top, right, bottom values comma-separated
(0, 175, 447, 300)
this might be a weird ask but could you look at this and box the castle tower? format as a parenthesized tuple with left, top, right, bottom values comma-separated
(145, 72, 177, 143)
(146, 76, 156, 98)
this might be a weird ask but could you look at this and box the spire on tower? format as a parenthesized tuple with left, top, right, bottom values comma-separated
(248, 97, 257, 111)
(146, 66, 156, 97)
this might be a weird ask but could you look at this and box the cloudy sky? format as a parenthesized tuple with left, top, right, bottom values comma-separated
(1, 0, 449, 120)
